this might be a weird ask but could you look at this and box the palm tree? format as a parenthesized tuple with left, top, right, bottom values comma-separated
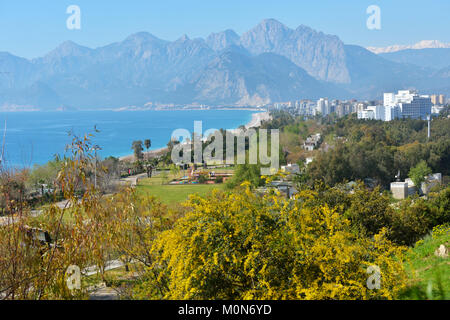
(144, 139, 151, 161)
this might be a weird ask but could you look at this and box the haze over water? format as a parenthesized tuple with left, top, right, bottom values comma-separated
(0, 110, 255, 167)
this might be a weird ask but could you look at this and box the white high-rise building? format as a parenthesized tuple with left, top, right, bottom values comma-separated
(316, 98, 329, 116)
(384, 105, 401, 121)
(368, 105, 385, 120)
(384, 90, 418, 107)
(357, 109, 375, 120)
(358, 105, 385, 120)
(400, 95, 432, 119)
(383, 90, 431, 120)
(383, 93, 396, 107)
(396, 90, 418, 103)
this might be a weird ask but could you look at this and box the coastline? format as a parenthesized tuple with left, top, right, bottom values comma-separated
(119, 147, 168, 162)
(0, 107, 267, 112)
(119, 111, 271, 162)
(245, 111, 271, 129)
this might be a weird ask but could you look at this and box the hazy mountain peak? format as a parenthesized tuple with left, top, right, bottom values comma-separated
(206, 29, 240, 51)
(223, 29, 239, 36)
(123, 32, 164, 44)
(59, 40, 80, 48)
(240, 19, 292, 52)
(177, 34, 191, 42)
(367, 40, 450, 54)
(417, 40, 450, 48)
(258, 18, 289, 31)
(240, 19, 349, 83)
(1, 19, 448, 109)
(0, 51, 26, 59)
(295, 24, 313, 32)
(242, 19, 292, 41)
(45, 40, 92, 58)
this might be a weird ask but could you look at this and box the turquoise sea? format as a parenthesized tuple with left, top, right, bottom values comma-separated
(0, 110, 256, 167)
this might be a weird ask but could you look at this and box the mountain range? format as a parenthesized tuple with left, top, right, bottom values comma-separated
(367, 40, 450, 54)
(378, 48, 450, 70)
(0, 19, 449, 110)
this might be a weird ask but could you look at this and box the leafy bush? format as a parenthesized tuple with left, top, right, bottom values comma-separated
(389, 198, 434, 246)
(148, 187, 407, 300)
(408, 160, 432, 193)
(225, 164, 264, 189)
(389, 187, 450, 246)
(198, 174, 208, 184)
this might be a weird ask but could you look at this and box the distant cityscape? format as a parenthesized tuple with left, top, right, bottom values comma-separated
(268, 90, 448, 121)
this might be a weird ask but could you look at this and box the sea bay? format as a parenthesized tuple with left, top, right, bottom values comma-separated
(0, 109, 256, 167)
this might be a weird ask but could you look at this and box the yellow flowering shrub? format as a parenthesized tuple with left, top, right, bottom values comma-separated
(150, 185, 407, 300)
(432, 224, 450, 239)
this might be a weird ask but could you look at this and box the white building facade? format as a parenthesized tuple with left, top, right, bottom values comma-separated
(383, 90, 432, 120)
(316, 98, 329, 116)
(357, 105, 385, 121)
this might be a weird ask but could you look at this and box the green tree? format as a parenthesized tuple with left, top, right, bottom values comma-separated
(132, 140, 144, 162)
(345, 184, 393, 238)
(226, 164, 263, 189)
(27, 159, 62, 194)
(408, 160, 432, 193)
(144, 139, 152, 151)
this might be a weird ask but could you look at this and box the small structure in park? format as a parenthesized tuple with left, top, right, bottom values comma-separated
(169, 164, 233, 185)
(390, 182, 408, 200)
(302, 133, 321, 151)
(390, 173, 442, 199)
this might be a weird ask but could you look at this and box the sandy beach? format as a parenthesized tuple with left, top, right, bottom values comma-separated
(245, 111, 272, 129)
(227, 111, 272, 134)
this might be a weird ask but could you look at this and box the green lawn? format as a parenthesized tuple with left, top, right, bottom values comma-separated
(136, 175, 227, 205)
(401, 226, 450, 300)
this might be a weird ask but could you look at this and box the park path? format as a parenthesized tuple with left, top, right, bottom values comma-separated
(119, 170, 162, 187)
(120, 172, 148, 187)
(0, 199, 70, 227)
(0, 170, 161, 226)
(83, 259, 125, 277)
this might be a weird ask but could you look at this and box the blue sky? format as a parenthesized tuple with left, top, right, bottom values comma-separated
(1, 0, 449, 59)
